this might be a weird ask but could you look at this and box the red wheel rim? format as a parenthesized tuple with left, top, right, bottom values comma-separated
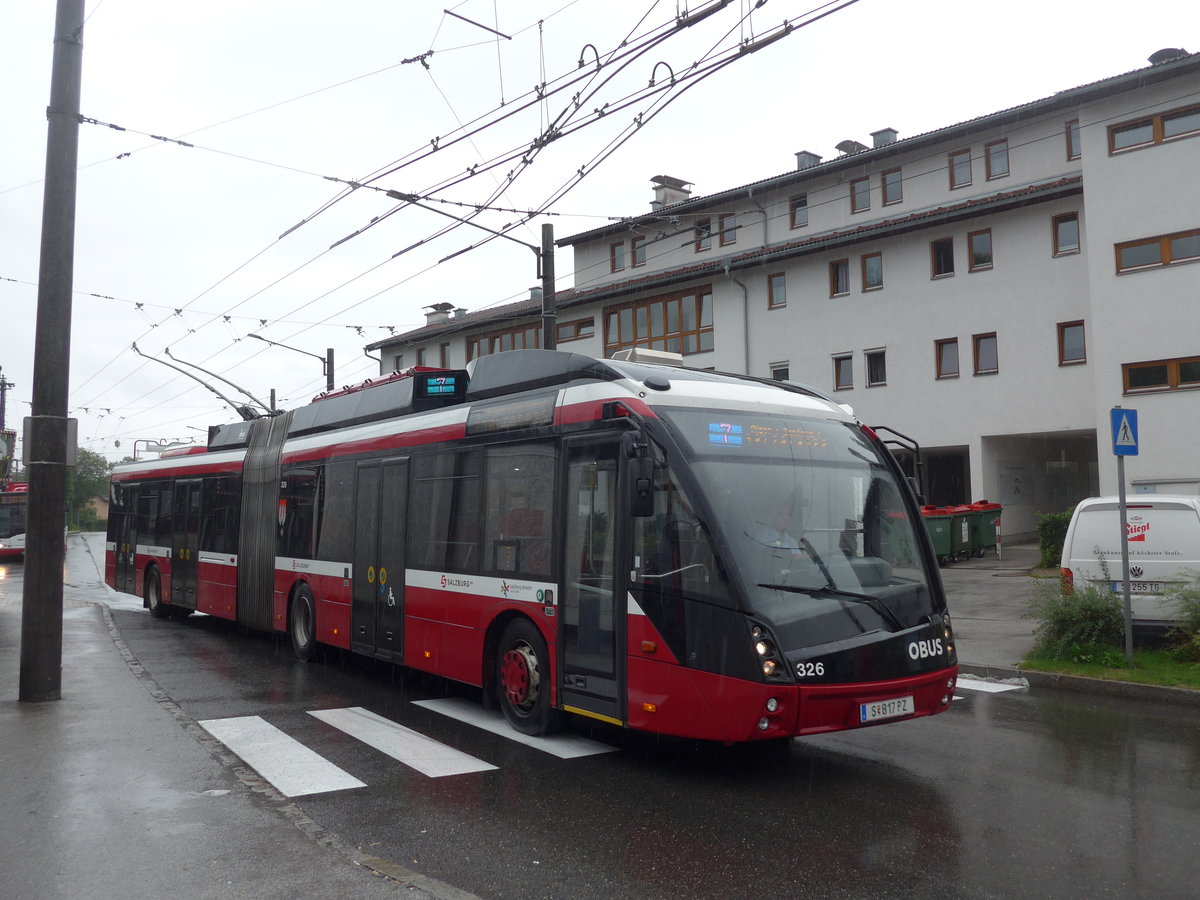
(501, 641, 539, 711)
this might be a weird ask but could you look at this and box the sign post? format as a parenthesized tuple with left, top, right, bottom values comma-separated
(1111, 407, 1139, 666)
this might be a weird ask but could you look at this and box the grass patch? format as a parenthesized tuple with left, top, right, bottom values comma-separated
(1021, 647, 1200, 690)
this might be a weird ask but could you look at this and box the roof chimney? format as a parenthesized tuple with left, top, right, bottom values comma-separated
(529, 286, 543, 303)
(453, 307, 469, 319)
(1148, 47, 1189, 65)
(424, 302, 455, 326)
(650, 175, 692, 211)
(795, 150, 822, 169)
(871, 127, 898, 148)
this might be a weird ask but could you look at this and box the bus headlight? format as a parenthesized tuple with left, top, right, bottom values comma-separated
(755, 639, 773, 657)
(765, 697, 780, 713)
(762, 659, 777, 677)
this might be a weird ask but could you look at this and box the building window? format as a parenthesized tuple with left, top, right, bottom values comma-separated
(861, 252, 883, 291)
(1110, 104, 1200, 153)
(1115, 228, 1200, 274)
(610, 241, 626, 272)
(1058, 321, 1086, 365)
(1053, 213, 1080, 256)
(557, 317, 595, 343)
(949, 148, 972, 188)
(694, 218, 712, 252)
(830, 259, 850, 297)
(865, 349, 887, 387)
(416, 347, 427, 366)
(392, 353, 405, 371)
(985, 139, 1009, 179)
(718, 213, 737, 246)
(973, 333, 998, 375)
(439, 342, 451, 367)
(1066, 119, 1081, 160)
(789, 194, 808, 228)
(604, 288, 714, 356)
(968, 229, 993, 272)
(631, 234, 647, 267)
(882, 167, 903, 205)
(770, 362, 789, 381)
(1123, 356, 1200, 393)
(935, 339, 959, 378)
(931, 238, 955, 277)
(768, 272, 787, 308)
(833, 355, 853, 391)
(467, 323, 541, 361)
(851, 177, 871, 213)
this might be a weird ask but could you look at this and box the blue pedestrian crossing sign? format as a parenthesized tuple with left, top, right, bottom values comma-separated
(1111, 408, 1139, 456)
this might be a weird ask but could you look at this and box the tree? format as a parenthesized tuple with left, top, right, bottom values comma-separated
(67, 447, 112, 531)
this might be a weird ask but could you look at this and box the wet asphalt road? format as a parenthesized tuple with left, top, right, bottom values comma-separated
(103, 603, 1200, 900)
(6, 541, 1200, 899)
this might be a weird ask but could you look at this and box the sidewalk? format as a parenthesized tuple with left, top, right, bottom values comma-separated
(0, 536, 458, 900)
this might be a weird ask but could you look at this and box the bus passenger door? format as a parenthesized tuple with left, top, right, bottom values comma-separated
(113, 486, 137, 594)
(559, 439, 625, 726)
(351, 458, 408, 662)
(171, 479, 201, 609)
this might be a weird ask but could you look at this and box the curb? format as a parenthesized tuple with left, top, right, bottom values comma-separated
(959, 662, 1200, 707)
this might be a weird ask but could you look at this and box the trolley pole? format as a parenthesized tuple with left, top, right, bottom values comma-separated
(20, 0, 86, 703)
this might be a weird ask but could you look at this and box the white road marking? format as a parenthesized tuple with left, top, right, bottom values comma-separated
(413, 698, 619, 759)
(198, 715, 366, 797)
(955, 676, 1028, 694)
(309, 707, 498, 777)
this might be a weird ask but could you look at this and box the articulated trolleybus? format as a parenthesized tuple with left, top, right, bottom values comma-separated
(106, 350, 956, 742)
(0, 481, 29, 560)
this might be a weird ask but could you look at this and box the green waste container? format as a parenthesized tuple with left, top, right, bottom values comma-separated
(968, 501, 1002, 557)
(921, 506, 954, 565)
(947, 505, 973, 560)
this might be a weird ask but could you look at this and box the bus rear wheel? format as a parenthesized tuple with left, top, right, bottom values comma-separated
(496, 618, 556, 736)
(146, 569, 170, 620)
(290, 585, 317, 662)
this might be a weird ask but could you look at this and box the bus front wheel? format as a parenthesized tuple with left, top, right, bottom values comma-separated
(290, 586, 317, 662)
(496, 618, 556, 736)
(146, 569, 170, 620)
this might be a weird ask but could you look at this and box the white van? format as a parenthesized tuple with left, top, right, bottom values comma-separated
(1060, 495, 1200, 631)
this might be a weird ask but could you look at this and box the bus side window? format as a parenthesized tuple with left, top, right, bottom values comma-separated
(409, 451, 482, 573)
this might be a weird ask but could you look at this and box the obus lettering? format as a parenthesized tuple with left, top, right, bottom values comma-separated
(908, 638, 944, 660)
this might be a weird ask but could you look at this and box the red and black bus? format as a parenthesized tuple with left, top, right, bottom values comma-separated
(105, 349, 957, 742)
(0, 481, 29, 560)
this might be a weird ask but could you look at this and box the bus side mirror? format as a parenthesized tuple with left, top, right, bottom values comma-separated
(628, 455, 654, 518)
(622, 432, 654, 518)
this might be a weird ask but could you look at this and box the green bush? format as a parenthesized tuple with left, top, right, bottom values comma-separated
(1027, 577, 1125, 661)
(1166, 571, 1200, 662)
(1036, 508, 1075, 569)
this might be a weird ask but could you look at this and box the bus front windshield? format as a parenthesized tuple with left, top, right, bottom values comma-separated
(661, 408, 939, 648)
(0, 500, 26, 539)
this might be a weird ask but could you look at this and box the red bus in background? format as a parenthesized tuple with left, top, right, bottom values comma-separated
(105, 350, 957, 743)
(0, 482, 29, 559)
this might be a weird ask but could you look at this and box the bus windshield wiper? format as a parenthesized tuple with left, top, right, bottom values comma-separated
(756, 581, 904, 632)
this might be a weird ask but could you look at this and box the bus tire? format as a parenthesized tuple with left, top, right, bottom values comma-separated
(290, 585, 317, 662)
(496, 617, 556, 736)
(146, 569, 170, 620)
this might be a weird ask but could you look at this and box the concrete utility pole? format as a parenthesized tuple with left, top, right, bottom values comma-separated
(541, 223, 556, 350)
(20, 0, 86, 703)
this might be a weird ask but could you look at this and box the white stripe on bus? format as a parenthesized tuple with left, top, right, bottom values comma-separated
(198, 716, 366, 797)
(275, 556, 351, 580)
(308, 707, 497, 777)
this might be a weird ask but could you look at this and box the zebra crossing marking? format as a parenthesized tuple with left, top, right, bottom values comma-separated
(198, 715, 366, 797)
(413, 698, 619, 759)
(309, 706, 498, 777)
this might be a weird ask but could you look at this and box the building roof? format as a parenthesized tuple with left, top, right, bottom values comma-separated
(557, 50, 1199, 247)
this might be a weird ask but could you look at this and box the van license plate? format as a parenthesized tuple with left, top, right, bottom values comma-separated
(1111, 581, 1163, 595)
(860, 695, 914, 724)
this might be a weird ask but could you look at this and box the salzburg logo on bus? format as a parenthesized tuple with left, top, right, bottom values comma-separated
(1127, 519, 1149, 542)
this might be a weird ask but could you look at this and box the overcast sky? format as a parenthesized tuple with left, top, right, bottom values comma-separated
(2, 0, 1195, 462)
